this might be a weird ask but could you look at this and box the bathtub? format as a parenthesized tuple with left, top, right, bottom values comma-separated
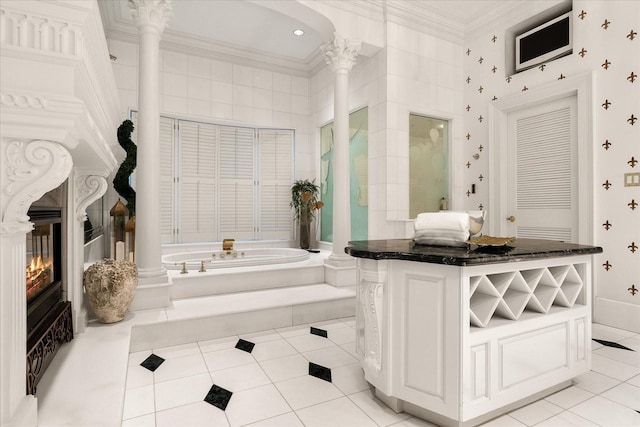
(162, 247, 310, 270)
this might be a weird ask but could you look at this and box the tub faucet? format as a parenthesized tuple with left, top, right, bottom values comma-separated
(222, 238, 234, 251)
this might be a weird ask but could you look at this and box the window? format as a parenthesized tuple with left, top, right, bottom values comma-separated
(409, 114, 449, 218)
(132, 113, 294, 243)
(320, 107, 368, 242)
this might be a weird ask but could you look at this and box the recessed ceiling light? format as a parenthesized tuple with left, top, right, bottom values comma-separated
(293, 29, 304, 36)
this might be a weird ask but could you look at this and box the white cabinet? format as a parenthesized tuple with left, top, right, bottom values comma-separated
(355, 254, 592, 426)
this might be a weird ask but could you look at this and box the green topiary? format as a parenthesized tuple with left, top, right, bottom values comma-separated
(113, 120, 137, 215)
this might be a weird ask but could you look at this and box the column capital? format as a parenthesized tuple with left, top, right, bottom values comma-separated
(1, 139, 72, 234)
(321, 33, 362, 72)
(128, 0, 173, 34)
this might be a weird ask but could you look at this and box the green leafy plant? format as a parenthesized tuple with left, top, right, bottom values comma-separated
(290, 179, 322, 223)
(113, 120, 137, 215)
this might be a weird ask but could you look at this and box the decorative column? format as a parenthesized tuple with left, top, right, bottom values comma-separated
(128, 0, 172, 285)
(321, 35, 361, 277)
(0, 139, 72, 426)
(71, 173, 108, 332)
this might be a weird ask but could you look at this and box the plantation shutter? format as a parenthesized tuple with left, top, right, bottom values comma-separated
(177, 121, 217, 242)
(159, 116, 175, 243)
(258, 129, 293, 239)
(219, 126, 255, 239)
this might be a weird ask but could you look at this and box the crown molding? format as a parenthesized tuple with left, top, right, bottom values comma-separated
(385, 0, 465, 45)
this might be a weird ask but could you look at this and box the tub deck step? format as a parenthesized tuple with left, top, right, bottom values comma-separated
(130, 283, 355, 351)
(169, 251, 328, 299)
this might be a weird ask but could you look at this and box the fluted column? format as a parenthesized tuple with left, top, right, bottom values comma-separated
(128, 0, 172, 284)
(321, 34, 361, 264)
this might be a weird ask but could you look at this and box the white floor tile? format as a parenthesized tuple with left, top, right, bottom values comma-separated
(122, 384, 155, 421)
(348, 389, 412, 426)
(203, 347, 256, 372)
(154, 373, 213, 412)
(210, 362, 272, 392)
(592, 323, 637, 342)
(121, 413, 156, 427)
(276, 324, 310, 338)
(389, 417, 439, 426)
(241, 329, 282, 343)
(224, 384, 292, 427)
(129, 350, 152, 366)
(295, 396, 378, 427)
(534, 410, 599, 427)
(311, 319, 350, 330)
(252, 338, 298, 361)
(302, 345, 358, 369)
(126, 365, 154, 389)
(340, 341, 358, 358)
(155, 401, 229, 427)
(246, 412, 304, 426)
(275, 375, 343, 410)
(600, 382, 640, 412)
(591, 352, 640, 381)
(198, 335, 239, 353)
(594, 345, 640, 368)
(328, 326, 356, 345)
(331, 363, 371, 395)
(337, 317, 356, 327)
(259, 354, 309, 383)
(153, 353, 208, 384)
(544, 385, 594, 409)
(153, 342, 201, 359)
(285, 333, 336, 353)
(627, 373, 640, 388)
(478, 414, 527, 426)
(572, 370, 621, 394)
(570, 395, 640, 426)
(508, 399, 563, 425)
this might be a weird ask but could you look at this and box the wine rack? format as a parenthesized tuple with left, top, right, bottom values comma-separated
(469, 263, 585, 328)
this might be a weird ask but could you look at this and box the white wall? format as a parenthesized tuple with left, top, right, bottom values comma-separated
(462, 0, 640, 332)
(310, 21, 464, 240)
(108, 39, 313, 181)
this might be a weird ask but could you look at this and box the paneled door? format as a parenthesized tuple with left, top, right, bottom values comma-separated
(505, 95, 578, 242)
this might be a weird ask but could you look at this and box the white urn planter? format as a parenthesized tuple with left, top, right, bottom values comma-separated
(83, 259, 137, 323)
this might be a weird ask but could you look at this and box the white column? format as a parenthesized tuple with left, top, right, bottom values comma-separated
(0, 139, 73, 426)
(71, 173, 108, 332)
(321, 35, 361, 265)
(128, 0, 172, 284)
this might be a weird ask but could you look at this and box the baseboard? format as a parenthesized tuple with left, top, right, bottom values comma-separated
(594, 297, 640, 333)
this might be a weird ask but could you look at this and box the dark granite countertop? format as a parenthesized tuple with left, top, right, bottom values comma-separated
(345, 238, 602, 266)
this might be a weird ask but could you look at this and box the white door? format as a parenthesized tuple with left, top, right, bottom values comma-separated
(505, 95, 578, 242)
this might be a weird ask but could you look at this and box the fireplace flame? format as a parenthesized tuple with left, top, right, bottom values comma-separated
(26, 255, 52, 298)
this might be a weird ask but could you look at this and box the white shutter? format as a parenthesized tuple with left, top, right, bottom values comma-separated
(516, 107, 572, 209)
(159, 116, 175, 243)
(258, 129, 293, 239)
(177, 121, 217, 242)
(219, 126, 255, 239)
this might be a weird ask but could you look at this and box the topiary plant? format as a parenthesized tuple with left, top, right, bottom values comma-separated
(113, 120, 137, 215)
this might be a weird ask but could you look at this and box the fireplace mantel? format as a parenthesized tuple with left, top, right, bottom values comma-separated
(0, 1, 121, 425)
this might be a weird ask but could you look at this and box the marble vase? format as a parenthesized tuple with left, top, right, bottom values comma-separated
(83, 259, 137, 323)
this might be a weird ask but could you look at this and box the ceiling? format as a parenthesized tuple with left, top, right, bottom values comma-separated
(100, 0, 524, 74)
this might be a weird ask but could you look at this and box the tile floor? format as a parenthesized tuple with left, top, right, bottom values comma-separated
(121, 319, 640, 427)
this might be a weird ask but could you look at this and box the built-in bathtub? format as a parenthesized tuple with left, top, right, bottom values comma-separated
(162, 247, 310, 270)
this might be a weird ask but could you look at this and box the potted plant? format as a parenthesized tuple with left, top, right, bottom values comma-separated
(290, 179, 323, 249)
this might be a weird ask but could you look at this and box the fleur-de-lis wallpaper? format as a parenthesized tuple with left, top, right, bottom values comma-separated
(463, 0, 639, 325)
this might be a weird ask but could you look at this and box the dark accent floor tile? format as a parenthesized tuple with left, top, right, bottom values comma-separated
(310, 327, 328, 338)
(140, 354, 165, 372)
(204, 384, 233, 411)
(309, 362, 332, 383)
(235, 338, 255, 353)
(593, 339, 635, 351)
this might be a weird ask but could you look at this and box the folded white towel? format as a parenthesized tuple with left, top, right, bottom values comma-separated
(413, 212, 471, 247)
(414, 212, 470, 233)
